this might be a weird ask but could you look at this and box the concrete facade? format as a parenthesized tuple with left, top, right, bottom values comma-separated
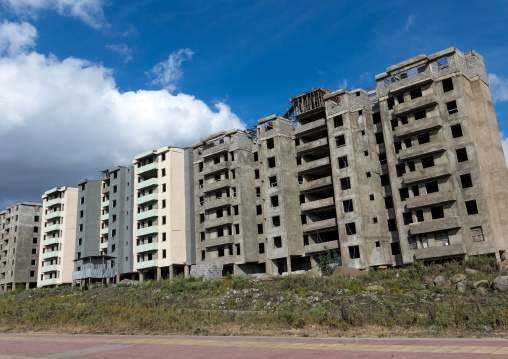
(133, 147, 190, 281)
(0, 202, 42, 290)
(38, 187, 78, 287)
(193, 48, 508, 273)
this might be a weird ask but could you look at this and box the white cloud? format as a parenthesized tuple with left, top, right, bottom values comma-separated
(106, 43, 133, 62)
(404, 15, 415, 32)
(488, 73, 508, 103)
(147, 48, 194, 92)
(0, 20, 37, 56)
(338, 79, 348, 90)
(2, 0, 107, 29)
(0, 21, 244, 207)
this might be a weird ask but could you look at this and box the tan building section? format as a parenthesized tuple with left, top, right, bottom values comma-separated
(38, 187, 78, 287)
(133, 147, 188, 281)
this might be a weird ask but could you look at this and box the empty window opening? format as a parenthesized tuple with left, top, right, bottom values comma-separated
(387, 97, 395, 110)
(336, 135, 346, 147)
(269, 176, 277, 187)
(356, 91, 361, 97)
(447, 100, 458, 114)
(271, 196, 279, 207)
(466, 200, 478, 215)
(381, 174, 390, 186)
(340, 177, 351, 190)
(235, 224, 240, 234)
(394, 140, 402, 154)
(268, 157, 276, 168)
(346, 222, 357, 235)
(471, 226, 484, 242)
(431, 206, 445, 219)
(334, 115, 343, 127)
(254, 169, 260, 179)
(460, 173, 473, 189)
(216, 209, 223, 218)
(215, 191, 222, 200)
(396, 164, 406, 177)
(369, 194, 374, 201)
(214, 156, 220, 165)
(391, 242, 401, 255)
(218, 247, 225, 257)
(451, 123, 463, 138)
(375, 241, 380, 247)
(348, 245, 360, 259)
(442, 78, 454, 92)
(404, 138, 412, 149)
(388, 219, 397, 232)
(200, 213, 205, 223)
(414, 110, 426, 120)
(303, 235, 309, 246)
(375, 132, 385, 144)
(256, 205, 262, 215)
(410, 88, 422, 100)
(343, 199, 354, 213)
(236, 244, 241, 255)
(273, 236, 282, 248)
(253, 152, 259, 162)
(437, 232, 450, 246)
(259, 243, 265, 254)
(338, 156, 348, 169)
(272, 216, 280, 227)
(255, 187, 261, 197)
(399, 188, 409, 201)
(301, 214, 307, 225)
(257, 223, 263, 234)
(412, 185, 420, 197)
(400, 116, 408, 125)
(366, 172, 371, 178)
(403, 212, 413, 225)
(408, 237, 417, 250)
(296, 156, 302, 165)
(361, 130, 365, 135)
(396, 94, 404, 104)
(416, 210, 424, 222)
(407, 161, 416, 172)
(421, 156, 435, 169)
(425, 181, 439, 194)
(456, 148, 468, 162)
(364, 150, 369, 156)
(217, 228, 224, 237)
(373, 112, 381, 124)
(418, 133, 430, 145)
(201, 250, 205, 260)
(391, 119, 399, 131)
(373, 217, 378, 223)
(384, 196, 393, 209)
(299, 194, 305, 204)
(437, 56, 449, 66)
(266, 138, 274, 149)
(379, 152, 387, 164)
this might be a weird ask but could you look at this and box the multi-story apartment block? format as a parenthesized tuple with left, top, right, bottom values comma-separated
(72, 166, 135, 286)
(0, 202, 42, 290)
(133, 147, 193, 281)
(193, 47, 508, 273)
(38, 187, 78, 287)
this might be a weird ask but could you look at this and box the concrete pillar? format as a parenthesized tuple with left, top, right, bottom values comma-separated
(25, 282, 29, 290)
(106, 277, 111, 284)
(184, 265, 190, 278)
(115, 273, 120, 284)
(12, 283, 16, 291)
(169, 265, 174, 280)
(287, 256, 292, 274)
(139, 271, 144, 283)
(157, 267, 162, 281)
(310, 256, 320, 273)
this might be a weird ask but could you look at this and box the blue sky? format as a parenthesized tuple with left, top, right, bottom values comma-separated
(0, 0, 508, 208)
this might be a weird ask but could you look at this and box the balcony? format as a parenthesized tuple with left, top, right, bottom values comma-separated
(299, 176, 333, 193)
(44, 224, 61, 233)
(394, 116, 442, 139)
(137, 193, 158, 206)
(304, 240, 339, 254)
(45, 198, 62, 208)
(136, 178, 158, 191)
(406, 190, 455, 210)
(39, 278, 58, 287)
(101, 200, 110, 208)
(393, 94, 437, 116)
(409, 216, 461, 236)
(414, 243, 466, 261)
(100, 213, 109, 221)
(41, 251, 59, 260)
(45, 211, 61, 221)
(136, 162, 158, 175)
(296, 137, 328, 154)
(41, 264, 59, 273)
(135, 259, 158, 270)
(101, 185, 110, 194)
(100, 242, 108, 250)
(297, 157, 330, 174)
(100, 227, 109, 235)
(202, 197, 234, 211)
(43, 237, 60, 246)
(136, 225, 159, 237)
(136, 209, 158, 221)
(399, 139, 445, 161)
(203, 179, 232, 192)
(204, 236, 235, 248)
(301, 197, 335, 212)
(202, 142, 230, 158)
(204, 216, 234, 229)
(294, 118, 326, 136)
(403, 164, 450, 185)
(135, 241, 158, 253)
(302, 218, 337, 233)
(203, 161, 230, 175)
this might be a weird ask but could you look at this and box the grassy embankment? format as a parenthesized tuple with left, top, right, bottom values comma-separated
(0, 256, 507, 338)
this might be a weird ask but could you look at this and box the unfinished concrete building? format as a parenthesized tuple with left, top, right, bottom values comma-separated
(133, 147, 194, 280)
(0, 202, 42, 290)
(38, 187, 78, 287)
(193, 47, 508, 273)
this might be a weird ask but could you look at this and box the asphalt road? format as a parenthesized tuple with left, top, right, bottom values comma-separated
(0, 334, 507, 358)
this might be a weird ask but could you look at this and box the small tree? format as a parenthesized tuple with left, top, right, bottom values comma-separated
(317, 247, 342, 276)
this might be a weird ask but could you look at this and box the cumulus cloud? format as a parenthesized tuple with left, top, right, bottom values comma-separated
(0, 21, 244, 208)
(2, 0, 107, 29)
(147, 48, 194, 92)
(0, 20, 37, 56)
(488, 73, 508, 103)
(106, 43, 133, 62)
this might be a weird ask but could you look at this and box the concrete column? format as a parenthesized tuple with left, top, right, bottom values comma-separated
(106, 277, 111, 284)
(157, 267, 162, 281)
(310, 256, 320, 273)
(25, 282, 29, 290)
(12, 283, 16, 291)
(115, 273, 120, 284)
(287, 256, 292, 274)
(184, 265, 190, 278)
(169, 265, 174, 280)
(139, 271, 144, 283)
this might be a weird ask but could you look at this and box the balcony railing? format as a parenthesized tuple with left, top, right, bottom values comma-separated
(302, 218, 337, 233)
(39, 278, 58, 287)
(44, 224, 61, 233)
(135, 242, 159, 253)
(301, 197, 335, 212)
(136, 225, 159, 237)
(135, 259, 159, 270)
(136, 162, 158, 175)
(137, 193, 158, 206)
(136, 209, 158, 221)
(406, 190, 455, 210)
(409, 216, 461, 236)
(136, 178, 158, 191)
